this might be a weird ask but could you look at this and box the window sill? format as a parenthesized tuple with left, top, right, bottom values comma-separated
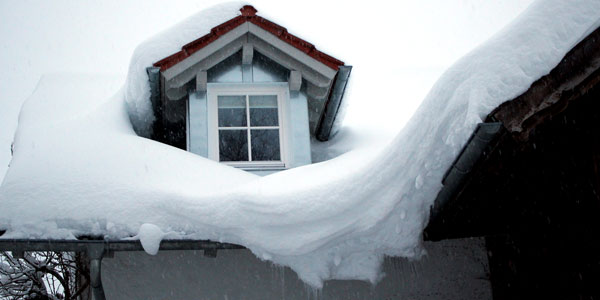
(224, 162, 286, 171)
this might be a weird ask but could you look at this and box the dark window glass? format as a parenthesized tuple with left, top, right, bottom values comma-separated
(251, 129, 280, 161)
(249, 95, 278, 126)
(219, 130, 248, 161)
(218, 96, 246, 127)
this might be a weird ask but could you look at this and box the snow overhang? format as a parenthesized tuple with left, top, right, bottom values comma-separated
(424, 25, 600, 241)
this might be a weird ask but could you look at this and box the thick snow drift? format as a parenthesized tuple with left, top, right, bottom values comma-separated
(1, 0, 599, 288)
(125, 2, 246, 137)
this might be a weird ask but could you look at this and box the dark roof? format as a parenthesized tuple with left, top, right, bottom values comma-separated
(153, 5, 345, 71)
(424, 25, 600, 241)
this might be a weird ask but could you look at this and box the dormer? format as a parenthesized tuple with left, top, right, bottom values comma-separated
(147, 5, 351, 175)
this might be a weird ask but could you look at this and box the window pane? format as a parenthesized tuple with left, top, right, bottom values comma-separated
(249, 95, 278, 126)
(251, 129, 280, 161)
(218, 96, 246, 127)
(219, 130, 248, 161)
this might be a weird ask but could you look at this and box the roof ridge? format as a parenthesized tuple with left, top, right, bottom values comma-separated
(153, 5, 344, 71)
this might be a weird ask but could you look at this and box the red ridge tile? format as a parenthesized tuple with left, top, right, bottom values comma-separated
(153, 5, 344, 71)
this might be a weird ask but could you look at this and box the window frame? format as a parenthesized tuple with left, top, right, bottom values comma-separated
(207, 82, 289, 170)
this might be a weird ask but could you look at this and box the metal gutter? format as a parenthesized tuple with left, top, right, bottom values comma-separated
(0, 238, 245, 252)
(426, 122, 504, 236)
(426, 27, 600, 241)
(316, 65, 352, 141)
(147, 67, 161, 114)
(0, 239, 245, 300)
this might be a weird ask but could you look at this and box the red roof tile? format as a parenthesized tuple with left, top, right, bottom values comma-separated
(153, 5, 344, 72)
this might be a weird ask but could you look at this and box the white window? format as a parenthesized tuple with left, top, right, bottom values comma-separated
(207, 83, 288, 170)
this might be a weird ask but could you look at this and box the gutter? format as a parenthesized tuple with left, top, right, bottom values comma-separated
(424, 122, 504, 240)
(316, 65, 352, 141)
(425, 26, 600, 242)
(0, 238, 244, 300)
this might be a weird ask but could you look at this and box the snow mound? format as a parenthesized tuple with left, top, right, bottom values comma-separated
(124, 2, 247, 136)
(137, 224, 165, 255)
(2, 0, 600, 289)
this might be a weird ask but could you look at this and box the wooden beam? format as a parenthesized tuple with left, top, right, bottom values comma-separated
(289, 70, 301, 91)
(248, 22, 337, 79)
(196, 71, 207, 92)
(163, 23, 249, 81)
(242, 43, 254, 65)
(166, 35, 246, 89)
(249, 34, 331, 88)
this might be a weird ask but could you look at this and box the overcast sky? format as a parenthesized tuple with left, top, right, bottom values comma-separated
(0, 0, 534, 180)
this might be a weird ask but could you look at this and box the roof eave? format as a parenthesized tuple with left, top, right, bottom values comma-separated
(424, 25, 600, 241)
(0, 237, 244, 300)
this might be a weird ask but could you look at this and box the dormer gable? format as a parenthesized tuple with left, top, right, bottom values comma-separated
(147, 5, 351, 174)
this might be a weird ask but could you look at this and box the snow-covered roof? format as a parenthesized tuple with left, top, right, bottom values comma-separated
(1, 0, 600, 288)
(125, 2, 246, 137)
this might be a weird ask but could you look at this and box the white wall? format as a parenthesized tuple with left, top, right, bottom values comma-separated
(102, 238, 491, 299)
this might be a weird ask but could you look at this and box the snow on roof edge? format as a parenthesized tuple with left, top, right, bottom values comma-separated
(124, 2, 247, 137)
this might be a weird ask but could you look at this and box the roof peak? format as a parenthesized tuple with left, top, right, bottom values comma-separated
(240, 5, 257, 17)
(153, 4, 344, 71)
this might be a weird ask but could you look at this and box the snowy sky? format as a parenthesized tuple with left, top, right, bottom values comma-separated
(0, 0, 533, 182)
